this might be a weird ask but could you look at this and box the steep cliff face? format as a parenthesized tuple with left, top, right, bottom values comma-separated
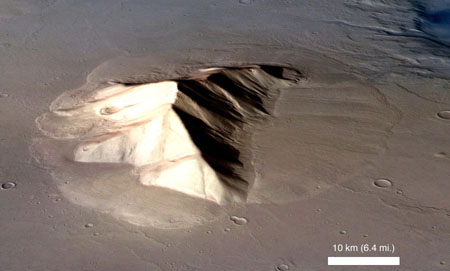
(35, 65, 302, 205)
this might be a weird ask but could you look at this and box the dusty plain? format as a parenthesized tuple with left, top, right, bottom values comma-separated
(1, 0, 450, 270)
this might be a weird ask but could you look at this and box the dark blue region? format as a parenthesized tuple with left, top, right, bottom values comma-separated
(412, 1, 450, 46)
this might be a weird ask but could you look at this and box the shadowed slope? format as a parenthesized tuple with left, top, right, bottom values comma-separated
(35, 65, 302, 205)
(173, 66, 302, 201)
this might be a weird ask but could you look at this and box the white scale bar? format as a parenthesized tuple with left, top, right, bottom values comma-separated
(328, 257, 400, 266)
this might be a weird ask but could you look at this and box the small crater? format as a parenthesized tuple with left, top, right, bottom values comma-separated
(437, 110, 450, 120)
(1, 182, 16, 190)
(99, 106, 120, 115)
(239, 0, 252, 4)
(0, 93, 8, 98)
(230, 215, 248, 225)
(434, 152, 448, 158)
(276, 264, 289, 271)
(339, 230, 347, 235)
(84, 223, 94, 228)
(373, 178, 393, 188)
